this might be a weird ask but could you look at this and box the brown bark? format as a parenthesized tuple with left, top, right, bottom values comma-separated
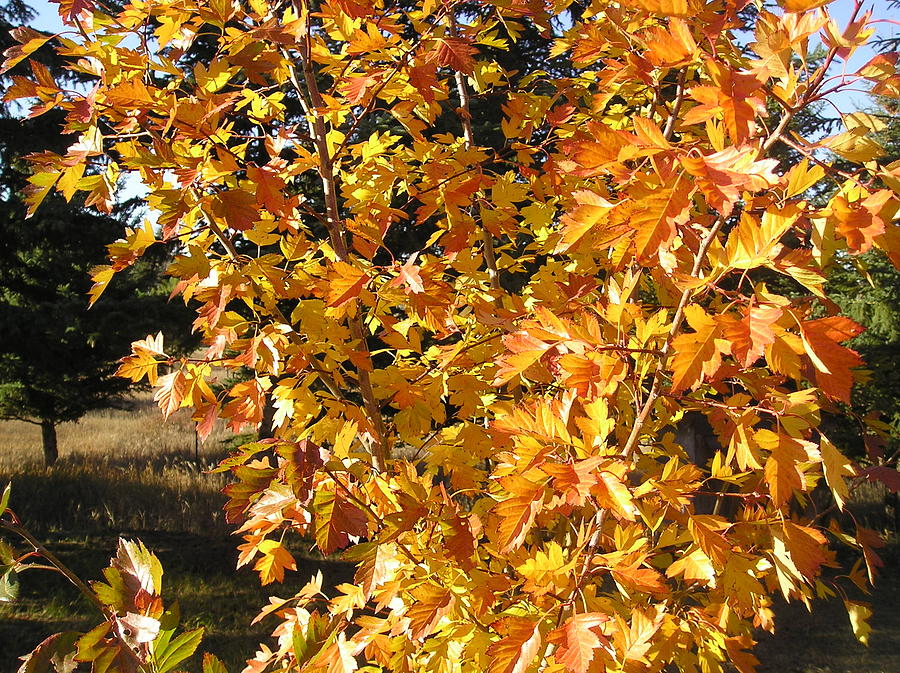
(41, 419, 58, 466)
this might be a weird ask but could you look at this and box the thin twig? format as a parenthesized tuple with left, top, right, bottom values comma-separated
(449, 14, 503, 307)
(1, 519, 110, 618)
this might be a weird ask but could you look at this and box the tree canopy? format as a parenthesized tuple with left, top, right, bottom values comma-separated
(3, 0, 900, 670)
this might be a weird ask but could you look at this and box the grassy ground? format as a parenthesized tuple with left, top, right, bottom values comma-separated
(0, 398, 898, 672)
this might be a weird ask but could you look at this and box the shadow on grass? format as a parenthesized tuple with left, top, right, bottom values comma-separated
(0, 450, 232, 536)
(0, 532, 354, 673)
(757, 573, 900, 673)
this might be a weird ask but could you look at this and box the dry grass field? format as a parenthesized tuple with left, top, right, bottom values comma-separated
(0, 393, 236, 535)
(0, 396, 897, 672)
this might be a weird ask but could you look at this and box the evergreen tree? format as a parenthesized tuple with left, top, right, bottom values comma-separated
(0, 2, 192, 464)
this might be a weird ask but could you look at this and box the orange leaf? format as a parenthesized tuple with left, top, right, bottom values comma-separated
(688, 515, 731, 566)
(670, 306, 724, 392)
(432, 37, 477, 74)
(722, 305, 783, 368)
(544, 457, 605, 508)
(680, 146, 779, 212)
(758, 430, 808, 507)
(494, 476, 544, 553)
(493, 331, 552, 385)
(212, 189, 258, 231)
(779, 0, 833, 11)
(314, 487, 368, 555)
(407, 584, 455, 640)
(782, 522, 827, 578)
(554, 190, 619, 254)
(830, 192, 891, 254)
(247, 163, 287, 214)
(549, 613, 610, 673)
(253, 539, 297, 585)
(725, 636, 760, 673)
(619, 0, 696, 16)
(798, 316, 864, 403)
(643, 19, 697, 67)
(1, 26, 52, 74)
(486, 616, 542, 673)
(630, 178, 691, 262)
(593, 471, 637, 522)
(611, 566, 668, 595)
(326, 262, 368, 308)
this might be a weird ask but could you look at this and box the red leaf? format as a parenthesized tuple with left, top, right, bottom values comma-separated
(58, 0, 95, 23)
(432, 37, 477, 74)
(861, 465, 900, 492)
(314, 487, 367, 555)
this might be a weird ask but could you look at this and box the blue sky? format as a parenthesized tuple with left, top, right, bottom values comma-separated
(20, 0, 898, 115)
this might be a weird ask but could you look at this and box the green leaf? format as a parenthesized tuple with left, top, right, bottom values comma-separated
(151, 601, 181, 659)
(202, 653, 228, 673)
(92, 568, 127, 611)
(76, 622, 112, 662)
(153, 627, 204, 673)
(0, 482, 10, 517)
(0, 564, 19, 602)
(0, 538, 15, 565)
(293, 612, 334, 667)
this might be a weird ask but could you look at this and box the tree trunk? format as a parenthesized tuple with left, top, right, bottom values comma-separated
(41, 420, 58, 466)
(258, 392, 276, 441)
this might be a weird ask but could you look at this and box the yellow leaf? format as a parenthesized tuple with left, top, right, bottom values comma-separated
(784, 159, 825, 198)
(0, 26, 52, 74)
(326, 261, 368, 308)
(253, 539, 297, 585)
(820, 437, 856, 511)
(670, 306, 723, 392)
(844, 600, 872, 645)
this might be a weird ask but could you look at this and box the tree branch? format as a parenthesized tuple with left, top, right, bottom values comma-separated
(450, 15, 503, 307)
(296, 6, 388, 471)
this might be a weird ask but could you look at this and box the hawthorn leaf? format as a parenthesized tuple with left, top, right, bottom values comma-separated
(844, 601, 872, 646)
(820, 438, 856, 511)
(253, 540, 297, 585)
(407, 584, 455, 640)
(314, 487, 368, 556)
(670, 306, 723, 392)
(550, 613, 610, 673)
(486, 616, 541, 673)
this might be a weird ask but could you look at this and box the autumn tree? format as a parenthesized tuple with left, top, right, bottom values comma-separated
(4, 0, 900, 671)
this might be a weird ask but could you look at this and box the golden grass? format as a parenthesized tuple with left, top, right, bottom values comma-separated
(0, 392, 232, 468)
(0, 393, 239, 535)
